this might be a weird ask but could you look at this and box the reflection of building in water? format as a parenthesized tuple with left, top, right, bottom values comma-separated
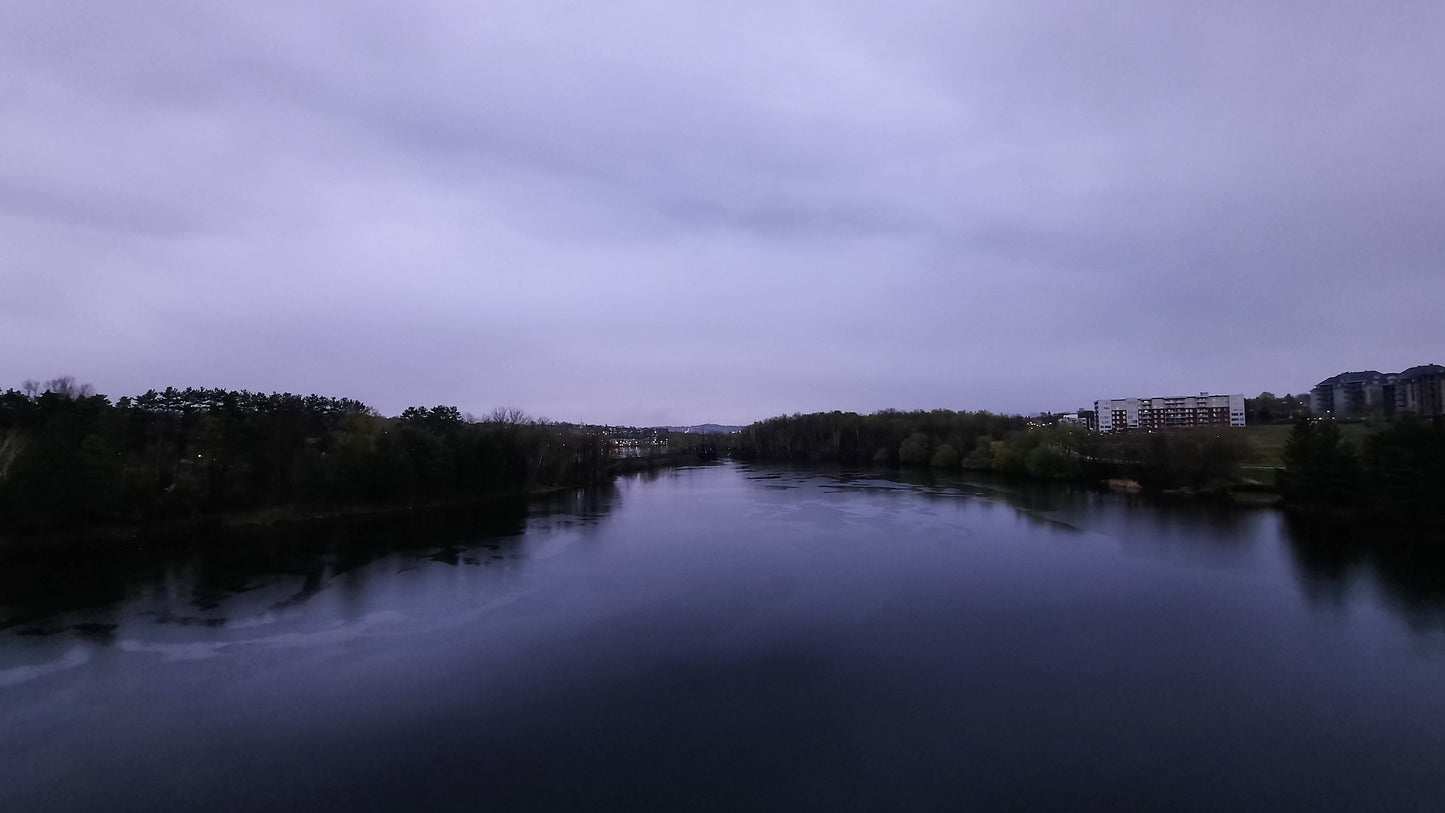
(1311, 364, 1445, 418)
(1093, 393, 1245, 432)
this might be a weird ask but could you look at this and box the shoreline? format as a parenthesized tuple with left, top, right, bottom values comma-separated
(0, 452, 713, 564)
(0, 487, 558, 564)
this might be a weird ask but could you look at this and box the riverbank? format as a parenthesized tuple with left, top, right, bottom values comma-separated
(0, 490, 538, 564)
(0, 452, 713, 564)
(609, 450, 712, 474)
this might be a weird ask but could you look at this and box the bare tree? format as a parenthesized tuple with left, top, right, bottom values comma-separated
(31, 376, 96, 400)
(44, 376, 77, 398)
(488, 407, 528, 425)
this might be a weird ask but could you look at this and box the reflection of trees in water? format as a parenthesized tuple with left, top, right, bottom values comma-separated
(0, 486, 623, 639)
(1284, 515, 1445, 632)
(1127, 495, 1254, 543)
(890, 466, 1257, 543)
(633, 467, 665, 484)
(533, 482, 619, 526)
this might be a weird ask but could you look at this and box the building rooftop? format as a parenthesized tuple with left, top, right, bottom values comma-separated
(1314, 370, 1385, 387)
(1396, 364, 1445, 380)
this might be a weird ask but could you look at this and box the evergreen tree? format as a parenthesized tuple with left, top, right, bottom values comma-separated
(1280, 419, 1359, 510)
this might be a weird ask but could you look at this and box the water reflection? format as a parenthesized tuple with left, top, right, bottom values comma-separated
(4, 463, 1445, 812)
(822, 465, 1259, 551)
(792, 466, 1445, 634)
(0, 488, 621, 646)
(1283, 514, 1445, 633)
(4, 465, 1445, 652)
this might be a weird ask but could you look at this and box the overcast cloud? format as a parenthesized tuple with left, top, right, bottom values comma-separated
(3, 1, 1442, 424)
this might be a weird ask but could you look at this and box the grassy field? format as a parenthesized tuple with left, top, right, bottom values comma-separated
(1239, 422, 1374, 467)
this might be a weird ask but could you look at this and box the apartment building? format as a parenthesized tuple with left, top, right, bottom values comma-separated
(1094, 393, 1246, 432)
(1310, 371, 1388, 416)
(1311, 364, 1445, 418)
(1392, 364, 1445, 417)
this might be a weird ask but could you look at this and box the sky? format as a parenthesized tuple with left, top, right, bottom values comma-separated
(3, 1, 1442, 426)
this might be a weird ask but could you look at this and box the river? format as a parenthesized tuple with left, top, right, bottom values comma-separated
(2, 462, 1444, 811)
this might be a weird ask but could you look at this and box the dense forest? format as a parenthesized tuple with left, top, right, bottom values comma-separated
(735, 409, 1025, 467)
(734, 409, 1251, 491)
(1280, 418, 1445, 528)
(0, 378, 613, 534)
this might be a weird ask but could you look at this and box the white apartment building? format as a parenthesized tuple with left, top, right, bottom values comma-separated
(1094, 393, 1245, 432)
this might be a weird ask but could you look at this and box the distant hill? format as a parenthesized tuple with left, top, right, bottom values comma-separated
(666, 424, 744, 434)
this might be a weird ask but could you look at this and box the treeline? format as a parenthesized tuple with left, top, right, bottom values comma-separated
(736, 409, 1026, 466)
(0, 381, 613, 533)
(1281, 418, 1445, 527)
(736, 409, 1252, 491)
(1245, 392, 1311, 425)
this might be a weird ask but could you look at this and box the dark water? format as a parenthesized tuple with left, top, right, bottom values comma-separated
(3, 463, 1445, 811)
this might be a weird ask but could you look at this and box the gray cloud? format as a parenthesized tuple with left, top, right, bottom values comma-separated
(3, 1, 1442, 423)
